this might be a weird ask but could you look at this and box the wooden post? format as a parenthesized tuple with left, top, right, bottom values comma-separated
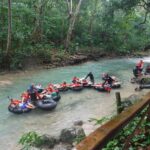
(116, 92, 122, 114)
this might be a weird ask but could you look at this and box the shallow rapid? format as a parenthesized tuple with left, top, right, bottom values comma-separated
(0, 57, 149, 149)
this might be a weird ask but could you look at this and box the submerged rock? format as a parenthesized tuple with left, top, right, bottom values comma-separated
(124, 94, 140, 104)
(121, 94, 141, 111)
(73, 120, 83, 126)
(40, 134, 60, 148)
(60, 128, 76, 144)
(60, 126, 85, 144)
(50, 143, 73, 150)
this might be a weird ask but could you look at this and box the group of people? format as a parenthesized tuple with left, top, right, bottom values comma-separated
(10, 71, 118, 110)
(14, 84, 41, 109)
(11, 83, 58, 110)
(72, 72, 115, 88)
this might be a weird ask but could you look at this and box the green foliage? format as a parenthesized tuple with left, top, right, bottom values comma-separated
(19, 131, 43, 149)
(1, 0, 150, 69)
(74, 134, 86, 144)
(88, 117, 109, 125)
(102, 108, 150, 150)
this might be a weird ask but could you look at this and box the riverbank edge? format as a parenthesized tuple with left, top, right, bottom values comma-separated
(0, 50, 149, 75)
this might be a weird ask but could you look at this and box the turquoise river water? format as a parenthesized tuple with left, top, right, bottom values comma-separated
(0, 57, 150, 150)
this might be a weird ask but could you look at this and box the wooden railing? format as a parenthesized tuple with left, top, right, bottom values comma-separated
(76, 92, 150, 150)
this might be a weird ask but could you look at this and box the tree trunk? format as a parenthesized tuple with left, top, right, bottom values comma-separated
(88, 0, 98, 46)
(32, 0, 49, 43)
(1, 0, 4, 51)
(3, 0, 12, 69)
(6, 0, 12, 56)
(65, 0, 83, 51)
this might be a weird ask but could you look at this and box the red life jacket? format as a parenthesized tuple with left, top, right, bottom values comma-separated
(11, 99, 21, 105)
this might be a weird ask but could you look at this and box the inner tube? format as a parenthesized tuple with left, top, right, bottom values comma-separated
(54, 84, 69, 92)
(133, 68, 139, 77)
(80, 78, 92, 87)
(70, 84, 83, 91)
(51, 92, 61, 102)
(144, 66, 150, 75)
(36, 98, 57, 110)
(8, 102, 32, 114)
(140, 84, 150, 89)
(58, 86, 69, 92)
(93, 84, 111, 92)
(144, 72, 150, 75)
(112, 82, 121, 88)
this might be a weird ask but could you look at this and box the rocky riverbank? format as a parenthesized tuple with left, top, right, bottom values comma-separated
(41, 50, 149, 70)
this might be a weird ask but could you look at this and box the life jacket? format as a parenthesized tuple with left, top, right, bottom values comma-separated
(72, 77, 79, 83)
(47, 86, 54, 92)
(136, 61, 144, 69)
(11, 99, 21, 105)
(21, 92, 30, 100)
(61, 83, 67, 87)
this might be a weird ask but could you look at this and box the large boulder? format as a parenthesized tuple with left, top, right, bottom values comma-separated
(60, 127, 85, 144)
(121, 94, 140, 111)
(40, 134, 60, 148)
(60, 128, 77, 144)
(124, 94, 140, 104)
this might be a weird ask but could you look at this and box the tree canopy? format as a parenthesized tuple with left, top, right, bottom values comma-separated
(0, 0, 150, 69)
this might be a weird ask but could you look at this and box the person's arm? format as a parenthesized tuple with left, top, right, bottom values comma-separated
(21, 97, 25, 103)
(85, 73, 89, 79)
(102, 80, 106, 86)
(36, 92, 42, 100)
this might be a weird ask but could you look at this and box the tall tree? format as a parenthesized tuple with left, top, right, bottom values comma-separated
(1, 0, 4, 51)
(65, 0, 83, 51)
(88, 0, 98, 46)
(32, 0, 49, 43)
(4, 0, 12, 68)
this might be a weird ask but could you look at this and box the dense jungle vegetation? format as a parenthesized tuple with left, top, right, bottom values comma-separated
(1, 0, 150, 69)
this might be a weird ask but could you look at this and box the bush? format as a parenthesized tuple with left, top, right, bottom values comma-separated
(19, 131, 44, 149)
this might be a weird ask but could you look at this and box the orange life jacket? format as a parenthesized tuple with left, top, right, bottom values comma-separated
(11, 99, 21, 105)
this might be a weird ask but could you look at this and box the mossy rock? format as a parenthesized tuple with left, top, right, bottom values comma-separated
(140, 77, 150, 84)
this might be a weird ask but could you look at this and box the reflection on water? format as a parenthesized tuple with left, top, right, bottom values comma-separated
(0, 57, 149, 149)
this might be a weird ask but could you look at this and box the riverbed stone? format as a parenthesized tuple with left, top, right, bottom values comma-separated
(60, 126, 85, 144)
(121, 94, 141, 111)
(50, 143, 73, 150)
(60, 128, 76, 144)
(124, 94, 140, 104)
(41, 134, 60, 148)
(73, 120, 83, 126)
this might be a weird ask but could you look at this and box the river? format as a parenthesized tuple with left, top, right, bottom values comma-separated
(0, 57, 149, 150)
